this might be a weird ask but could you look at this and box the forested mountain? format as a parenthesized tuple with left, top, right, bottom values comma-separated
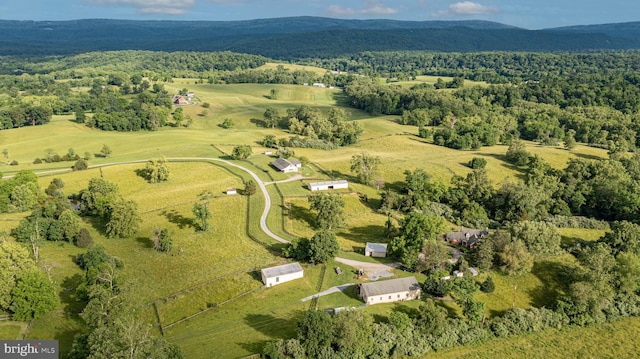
(1, 17, 639, 57)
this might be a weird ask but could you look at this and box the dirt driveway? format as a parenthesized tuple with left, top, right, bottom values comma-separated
(334, 257, 401, 280)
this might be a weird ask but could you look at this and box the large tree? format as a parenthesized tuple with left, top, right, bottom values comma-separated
(10, 270, 58, 321)
(309, 230, 340, 264)
(308, 192, 345, 231)
(231, 145, 252, 160)
(389, 211, 445, 269)
(350, 153, 380, 186)
(510, 220, 561, 258)
(144, 157, 170, 183)
(105, 198, 141, 238)
(192, 191, 212, 232)
(0, 240, 36, 311)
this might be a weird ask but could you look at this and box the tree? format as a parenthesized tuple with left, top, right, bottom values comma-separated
(0, 240, 36, 311)
(297, 310, 334, 358)
(172, 107, 184, 126)
(73, 158, 89, 171)
(308, 192, 345, 230)
(151, 228, 173, 252)
(416, 299, 449, 335)
(510, 221, 561, 258)
(75, 228, 94, 248)
(499, 239, 534, 275)
(276, 146, 295, 159)
(505, 139, 530, 166)
(269, 88, 279, 100)
(58, 209, 81, 242)
(105, 198, 141, 238)
(262, 135, 277, 148)
(80, 177, 119, 216)
(389, 211, 444, 269)
(263, 107, 280, 128)
(231, 145, 252, 160)
(220, 118, 234, 129)
(10, 183, 40, 212)
(192, 191, 212, 232)
(565, 129, 577, 150)
(144, 157, 170, 183)
(2, 148, 8, 161)
(350, 153, 380, 185)
(309, 230, 340, 264)
(243, 180, 257, 196)
(10, 270, 58, 321)
(100, 144, 112, 158)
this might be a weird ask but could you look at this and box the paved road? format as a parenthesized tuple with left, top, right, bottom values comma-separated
(25, 158, 292, 244)
(300, 284, 354, 302)
(335, 257, 401, 280)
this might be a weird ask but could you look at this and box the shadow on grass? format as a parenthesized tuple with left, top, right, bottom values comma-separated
(339, 225, 387, 246)
(134, 168, 150, 182)
(243, 313, 299, 340)
(391, 303, 420, 318)
(289, 203, 315, 228)
(161, 209, 192, 229)
(54, 326, 84, 359)
(60, 274, 85, 320)
(238, 339, 271, 357)
(528, 260, 575, 308)
(136, 236, 153, 249)
(573, 151, 605, 161)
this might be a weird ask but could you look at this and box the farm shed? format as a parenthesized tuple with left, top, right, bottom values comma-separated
(270, 158, 301, 173)
(364, 242, 388, 257)
(360, 276, 421, 305)
(261, 262, 304, 287)
(308, 180, 349, 191)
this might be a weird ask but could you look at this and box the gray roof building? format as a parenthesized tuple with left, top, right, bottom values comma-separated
(261, 262, 303, 279)
(360, 276, 420, 298)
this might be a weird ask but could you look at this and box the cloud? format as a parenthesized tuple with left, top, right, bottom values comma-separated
(434, 1, 498, 17)
(328, 0, 398, 17)
(85, 0, 196, 15)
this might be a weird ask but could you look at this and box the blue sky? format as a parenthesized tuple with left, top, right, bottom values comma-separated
(0, 0, 638, 29)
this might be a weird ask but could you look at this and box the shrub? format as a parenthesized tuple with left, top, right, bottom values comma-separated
(33, 158, 42, 164)
(480, 276, 495, 293)
(72, 159, 88, 171)
(9, 160, 18, 166)
(468, 157, 487, 169)
(75, 228, 94, 248)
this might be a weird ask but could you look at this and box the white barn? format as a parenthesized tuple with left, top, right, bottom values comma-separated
(270, 158, 302, 173)
(365, 242, 388, 257)
(308, 180, 349, 191)
(360, 276, 421, 305)
(261, 262, 304, 287)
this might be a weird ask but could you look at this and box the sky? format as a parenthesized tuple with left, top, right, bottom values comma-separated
(0, 0, 638, 30)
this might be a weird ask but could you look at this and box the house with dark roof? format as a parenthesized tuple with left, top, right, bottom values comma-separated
(445, 227, 489, 248)
(359, 276, 421, 305)
(365, 242, 388, 258)
(261, 262, 304, 287)
(270, 158, 301, 173)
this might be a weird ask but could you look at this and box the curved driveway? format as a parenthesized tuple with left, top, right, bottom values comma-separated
(167, 157, 291, 244)
(27, 157, 291, 244)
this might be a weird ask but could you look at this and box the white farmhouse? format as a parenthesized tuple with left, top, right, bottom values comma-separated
(364, 242, 388, 258)
(360, 276, 421, 305)
(261, 262, 304, 287)
(308, 180, 348, 191)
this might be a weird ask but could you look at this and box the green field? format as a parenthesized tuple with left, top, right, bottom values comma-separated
(0, 81, 617, 358)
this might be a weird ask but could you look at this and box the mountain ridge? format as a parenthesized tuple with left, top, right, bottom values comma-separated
(0, 17, 638, 57)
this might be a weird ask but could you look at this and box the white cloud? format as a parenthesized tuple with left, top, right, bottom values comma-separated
(85, 0, 196, 15)
(328, 0, 398, 17)
(434, 1, 498, 17)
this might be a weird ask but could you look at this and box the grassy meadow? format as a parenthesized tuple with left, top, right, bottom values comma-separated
(0, 80, 618, 357)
